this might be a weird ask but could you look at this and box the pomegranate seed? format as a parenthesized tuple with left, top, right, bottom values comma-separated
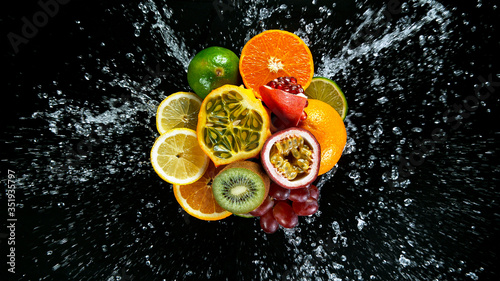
(266, 76, 304, 95)
(300, 111, 307, 121)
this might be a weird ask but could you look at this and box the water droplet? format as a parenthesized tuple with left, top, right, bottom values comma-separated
(465, 272, 479, 280)
(392, 127, 402, 135)
(377, 96, 389, 104)
(404, 198, 413, 206)
(305, 23, 314, 34)
(399, 254, 411, 267)
(357, 218, 366, 231)
(373, 126, 383, 138)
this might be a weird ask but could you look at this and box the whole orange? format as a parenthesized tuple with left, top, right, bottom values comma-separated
(298, 99, 347, 175)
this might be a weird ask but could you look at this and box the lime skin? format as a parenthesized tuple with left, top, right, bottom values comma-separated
(187, 46, 242, 99)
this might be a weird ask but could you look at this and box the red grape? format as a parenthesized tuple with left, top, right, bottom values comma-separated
(273, 201, 299, 228)
(269, 182, 290, 200)
(292, 198, 319, 216)
(308, 185, 319, 200)
(249, 196, 275, 217)
(260, 209, 279, 234)
(289, 187, 310, 202)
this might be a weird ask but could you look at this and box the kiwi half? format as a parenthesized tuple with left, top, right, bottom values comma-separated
(212, 161, 270, 214)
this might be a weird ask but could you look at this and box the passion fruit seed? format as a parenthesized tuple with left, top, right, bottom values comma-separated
(269, 135, 314, 180)
(203, 90, 264, 159)
(261, 127, 320, 189)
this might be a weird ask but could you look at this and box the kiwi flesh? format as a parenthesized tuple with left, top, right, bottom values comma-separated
(212, 161, 270, 214)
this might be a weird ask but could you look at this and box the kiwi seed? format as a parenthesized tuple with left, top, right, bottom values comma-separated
(212, 161, 270, 214)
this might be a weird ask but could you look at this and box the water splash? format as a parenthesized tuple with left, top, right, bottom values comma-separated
(5, 0, 499, 280)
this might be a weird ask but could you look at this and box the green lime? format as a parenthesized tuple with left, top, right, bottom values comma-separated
(187, 46, 241, 99)
(304, 77, 348, 120)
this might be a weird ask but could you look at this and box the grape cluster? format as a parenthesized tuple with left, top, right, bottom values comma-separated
(250, 182, 319, 233)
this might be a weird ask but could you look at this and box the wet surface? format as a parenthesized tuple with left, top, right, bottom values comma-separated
(2, 0, 500, 280)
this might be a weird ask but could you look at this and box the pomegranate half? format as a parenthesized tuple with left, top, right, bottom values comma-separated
(260, 127, 321, 189)
(259, 85, 308, 128)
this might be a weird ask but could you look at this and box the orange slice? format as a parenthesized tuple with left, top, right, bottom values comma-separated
(239, 30, 314, 98)
(173, 161, 232, 221)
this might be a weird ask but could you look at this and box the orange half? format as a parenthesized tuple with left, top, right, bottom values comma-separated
(239, 30, 314, 98)
(173, 161, 232, 221)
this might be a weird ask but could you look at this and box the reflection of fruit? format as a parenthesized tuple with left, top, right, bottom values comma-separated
(156, 92, 202, 134)
(239, 30, 314, 98)
(187, 46, 241, 99)
(197, 85, 271, 166)
(173, 161, 232, 221)
(259, 85, 308, 128)
(260, 127, 320, 189)
(150, 128, 208, 185)
(212, 161, 270, 214)
(304, 77, 348, 120)
(298, 99, 347, 175)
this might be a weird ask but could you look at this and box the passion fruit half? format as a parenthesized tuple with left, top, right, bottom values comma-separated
(260, 127, 320, 189)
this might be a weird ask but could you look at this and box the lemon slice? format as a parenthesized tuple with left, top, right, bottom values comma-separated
(304, 77, 348, 120)
(156, 92, 202, 134)
(151, 128, 208, 185)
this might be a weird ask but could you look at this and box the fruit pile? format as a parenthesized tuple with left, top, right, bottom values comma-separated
(150, 30, 348, 233)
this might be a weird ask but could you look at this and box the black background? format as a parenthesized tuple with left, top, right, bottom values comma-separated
(2, 0, 500, 280)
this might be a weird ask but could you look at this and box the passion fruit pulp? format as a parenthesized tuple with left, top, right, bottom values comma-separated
(260, 127, 320, 189)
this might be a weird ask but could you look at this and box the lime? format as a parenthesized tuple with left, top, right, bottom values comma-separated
(187, 46, 241, 99)
(304, 77, 348, 120)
